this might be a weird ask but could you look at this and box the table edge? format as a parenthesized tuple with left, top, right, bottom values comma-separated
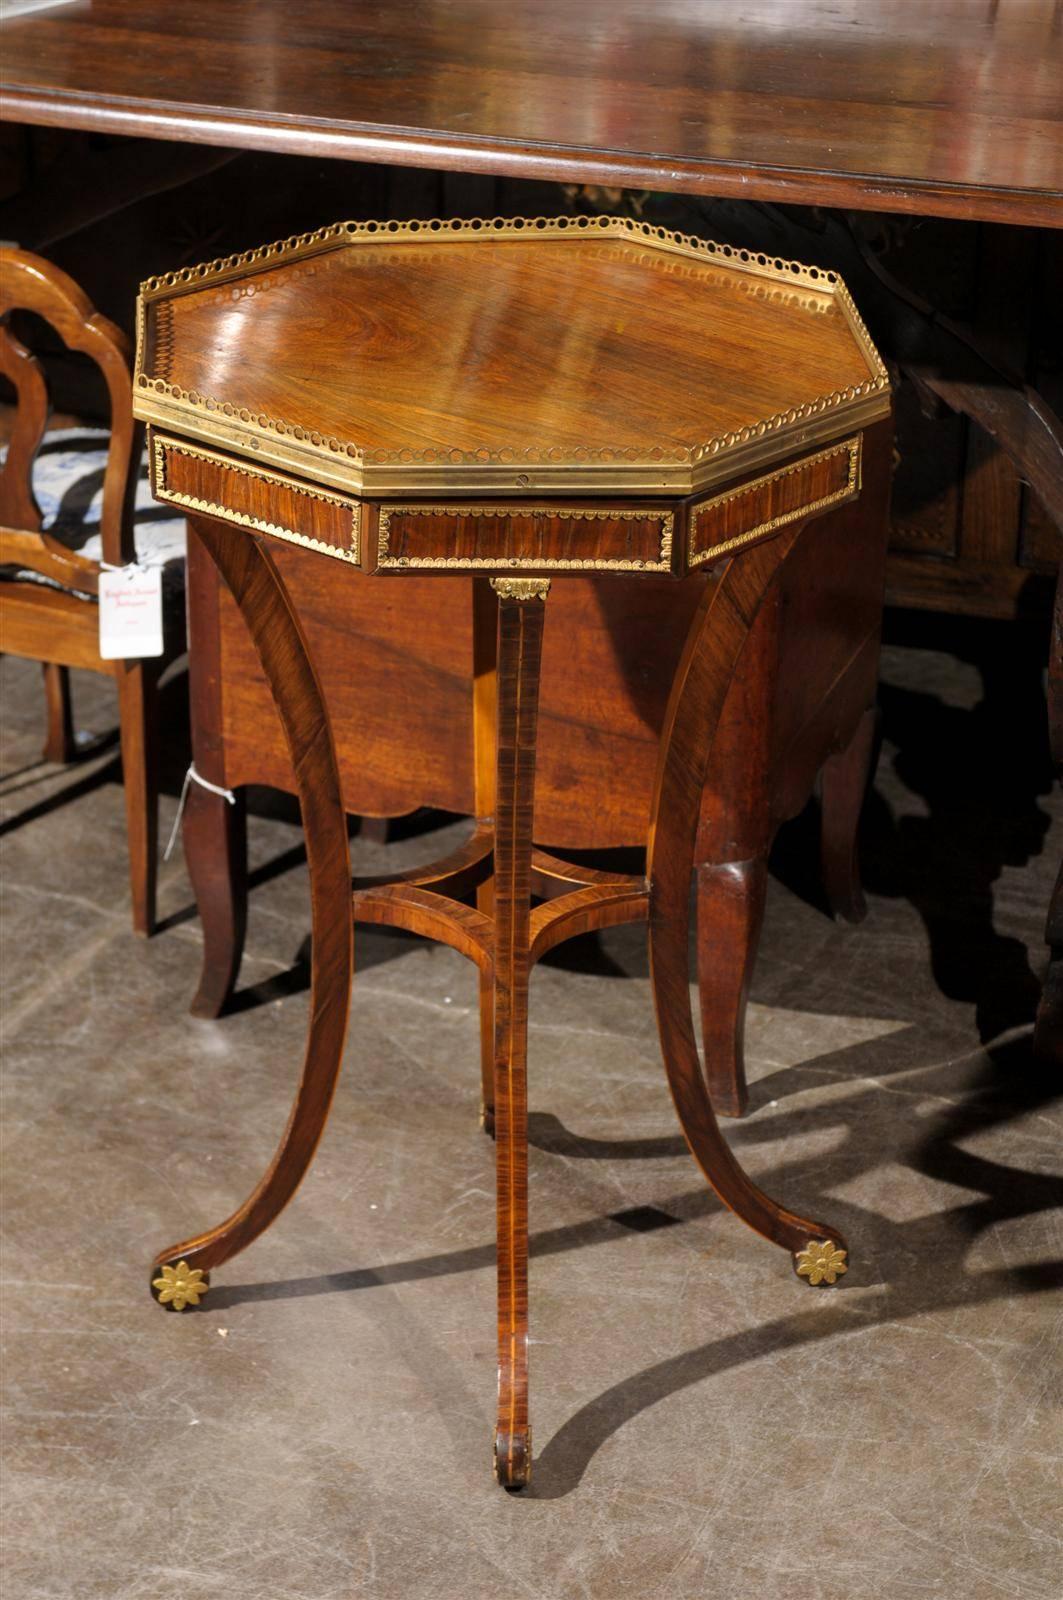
(4, 84, 1062, 230)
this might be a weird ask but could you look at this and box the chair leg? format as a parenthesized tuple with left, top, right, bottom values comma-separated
(41, 662, 75, 764)
(649, 535, 849, 1281)
(115, 659, 159, 937)
(820, 706, 878, 925)
(490, 579, 547, 1490)
(151, 519, 352, 1295)
(185, 780, 248, 1019)
(696, 854, 769, 1119)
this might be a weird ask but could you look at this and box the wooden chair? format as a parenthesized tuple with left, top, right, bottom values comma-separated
(0, 248, 183, 934)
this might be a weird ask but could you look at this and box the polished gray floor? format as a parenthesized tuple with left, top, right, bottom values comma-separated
(2, 628, 1061, 1600)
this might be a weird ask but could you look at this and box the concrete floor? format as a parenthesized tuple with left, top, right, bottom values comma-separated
(1, 624, 1061, 1600)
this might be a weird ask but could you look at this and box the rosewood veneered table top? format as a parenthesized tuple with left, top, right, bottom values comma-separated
(133, 215, 889, 511)
(2, 0, 1061, 227)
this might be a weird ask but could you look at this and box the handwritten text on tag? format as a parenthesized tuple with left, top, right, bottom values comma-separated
(98, 566, 164, 660)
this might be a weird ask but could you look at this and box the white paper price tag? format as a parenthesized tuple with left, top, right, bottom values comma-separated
(98, 566, 164, 660)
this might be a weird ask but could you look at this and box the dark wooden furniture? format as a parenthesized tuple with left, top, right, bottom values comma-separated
(135, 215, 893, 1485)
(880, 223, 1060, 620)
(184, 497, 884, 1121)
(3, 0, 1058, 621)
(3, 1, 1061, 225)
(3, 0, 1058, 862)
(0, 248, 180, 934)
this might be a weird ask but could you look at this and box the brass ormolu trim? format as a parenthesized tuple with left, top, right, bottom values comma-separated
(491, 578, 551, 601)
(378, 502, 675, 574)
(137, 214, 875, 303)
(133, 215, 890, 499)
(151, 434, 361, 564)
(794, 1239, 849, 1286)
(151, 1259, 209, 1309)
(688, 437, 861, 568)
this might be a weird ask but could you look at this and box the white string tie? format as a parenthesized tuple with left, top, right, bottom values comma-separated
(164, 763, 237, 861)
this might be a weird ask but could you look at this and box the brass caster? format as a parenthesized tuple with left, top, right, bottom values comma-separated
(151, 1259, 210, 1311)
(493, 1429, 531, 1491)
(793, 1239, 848, 1287)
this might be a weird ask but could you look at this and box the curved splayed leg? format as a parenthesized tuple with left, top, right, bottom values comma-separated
(648, 532, 849, 1284)
(151, 517, 353, 1305)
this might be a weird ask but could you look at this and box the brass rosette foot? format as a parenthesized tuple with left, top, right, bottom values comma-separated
(151, 1259, 210, 1311)
(494, 1429, 532, 1491)
(793, 1239, 848, 1287)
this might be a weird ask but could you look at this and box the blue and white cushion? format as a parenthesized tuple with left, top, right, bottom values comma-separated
(2, 427, 185, 595)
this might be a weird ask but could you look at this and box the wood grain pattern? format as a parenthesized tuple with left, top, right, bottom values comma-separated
(695, 859, 767, 1120)
(138, 229, 878, 500)
(153, 435, 361, 564)
(491, 588, 546, 1490)
(689, 438, 858, 567)
(648, 532, 848, 1259)
(351, 825, 493, 897)
(376, 500, 674, 575)
(3, 0, 1061, 224)
(218, 548, 476, 818)
(153, 517, 354, 1280)
(530, 850, 645, 899)
(528, 882, 648, 965)
(352, 883, 494, 971)
(183, 521, 249, 1020)
(693, 583, 779, 1121)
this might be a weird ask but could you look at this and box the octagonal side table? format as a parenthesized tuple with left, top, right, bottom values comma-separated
(134, 215, 892, 1488)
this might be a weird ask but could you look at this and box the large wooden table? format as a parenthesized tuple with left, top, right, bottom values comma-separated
(2, 0, 1061, 227)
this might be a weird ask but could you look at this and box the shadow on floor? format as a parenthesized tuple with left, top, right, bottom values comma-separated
(210, 607, 1056, 1034)
(770, 608, 1055, 1042)
(197, 1027, 1062, 1497)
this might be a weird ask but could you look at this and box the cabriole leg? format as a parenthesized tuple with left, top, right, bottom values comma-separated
(116, 658, 159, 937)
(696, 855, 770, 1118)
(185, 779, 248, 1019)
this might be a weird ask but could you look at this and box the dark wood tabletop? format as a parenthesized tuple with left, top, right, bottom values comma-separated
(2, 0, 1061, 227)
